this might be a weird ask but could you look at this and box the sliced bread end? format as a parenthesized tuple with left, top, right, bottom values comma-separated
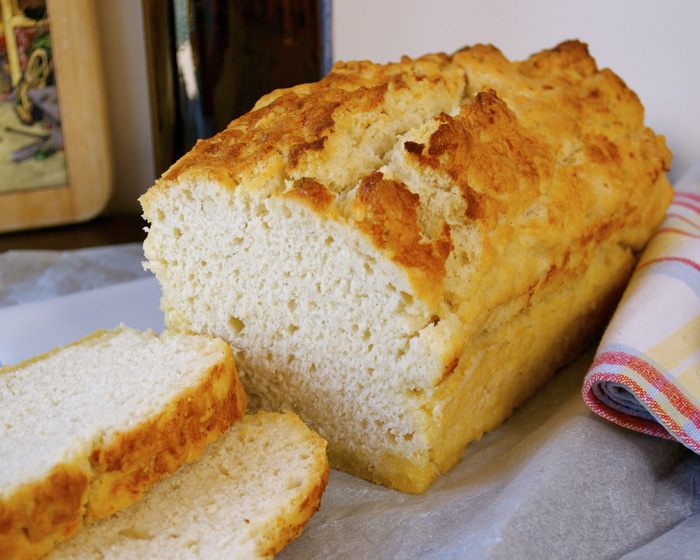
(49, 411, 328, 560)
(0, 327, 246, 559)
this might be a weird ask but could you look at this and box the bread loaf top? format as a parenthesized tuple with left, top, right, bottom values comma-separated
(142, 40, 672, 320)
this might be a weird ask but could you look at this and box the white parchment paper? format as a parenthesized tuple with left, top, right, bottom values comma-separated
(0, 244, 149, 306)
(2, 243, 698, 559)
(282, 355, 699, 559)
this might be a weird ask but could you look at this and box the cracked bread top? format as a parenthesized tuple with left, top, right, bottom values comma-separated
(142, 40, 672, 315)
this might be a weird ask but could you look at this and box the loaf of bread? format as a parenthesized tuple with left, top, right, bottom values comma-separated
(0, 327, 246, 558)
(48, 412, 328, 559)
(141, 40, 672, 493)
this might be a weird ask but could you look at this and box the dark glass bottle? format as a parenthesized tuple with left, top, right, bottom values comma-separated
(143, 0, 332, 175)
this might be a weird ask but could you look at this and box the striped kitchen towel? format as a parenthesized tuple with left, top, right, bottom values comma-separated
(583, 164, 700, 453)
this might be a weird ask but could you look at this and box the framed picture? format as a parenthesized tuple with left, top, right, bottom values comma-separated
(0, 0, 111, 233)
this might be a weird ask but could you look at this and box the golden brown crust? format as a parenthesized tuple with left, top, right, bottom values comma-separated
(86, 353, 247, 520)
(283, 178, 335, 214)
(0, 342, 246, 559)
(438, 39, 672, 321)
(141, 52, 465, 310)
(157, 55, 459, 188)
(142, 40, 674, 494)
(259, 462, 329, 558)
(0, 465, 90, 560)
(143, 40, 671, 316)
(402, 89, 546, 231)
(423, 236, 637, 485)
(351, 172, 452, 306)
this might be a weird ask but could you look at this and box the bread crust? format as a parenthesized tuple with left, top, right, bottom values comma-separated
(45, 412, 328, 560)
(142, 40, 673, 493)
(142, 40, 671, 312)
(0, 334, 247, 559)
(256, 417, 329, 558)
(259, 465, 328, 558)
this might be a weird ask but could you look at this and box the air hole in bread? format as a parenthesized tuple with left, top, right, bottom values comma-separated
(232, 236, 244, 245)
(324, 236, 334, 245)
(288, 324, 299, 335)
(287, 299, 297, 311)
(257, 204, 269, 216)
(173, 228, 182, 239)
(228, 316, 245, 335)
(119, 527, 154, 540)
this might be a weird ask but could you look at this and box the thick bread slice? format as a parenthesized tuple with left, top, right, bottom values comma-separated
(48, 412, 329, 559)
(141, 41, 673, 493)
(0, 327, 246, 559)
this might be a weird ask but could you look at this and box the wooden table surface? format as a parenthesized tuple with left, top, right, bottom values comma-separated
(0, 214, 147, 252)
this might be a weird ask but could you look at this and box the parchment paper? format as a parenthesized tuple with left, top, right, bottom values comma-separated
(2, 243, 698, 559)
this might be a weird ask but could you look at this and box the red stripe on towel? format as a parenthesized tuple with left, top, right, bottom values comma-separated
(583, 373, 675, 438)
(671, 200, 700, 214)
(638, 256, 700, 272)
(656, 228, 700, 239)
(583, 372, 700, 453)
(592, 352, 700, 428)
(666, 213, 700, 231)
(675, 191, 700, 203)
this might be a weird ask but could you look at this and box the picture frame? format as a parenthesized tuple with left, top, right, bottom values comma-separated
(0, 0, 111, 233)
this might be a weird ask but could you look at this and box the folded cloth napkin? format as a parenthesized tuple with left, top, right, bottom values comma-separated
(583, 163, 700, 453)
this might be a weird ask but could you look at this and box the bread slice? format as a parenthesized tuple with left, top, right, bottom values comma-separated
(48, 412, 328, 559)
(0, 326, 246, 559)
(140, 40, 673, 493)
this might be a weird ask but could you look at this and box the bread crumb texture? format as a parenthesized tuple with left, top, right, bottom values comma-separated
(48, 412, 328, 560)
(141, 41, 673, 492)
(0, 327, 246, 559)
